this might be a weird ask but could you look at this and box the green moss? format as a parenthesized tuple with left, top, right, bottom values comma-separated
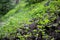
(0, 0, 60, 40)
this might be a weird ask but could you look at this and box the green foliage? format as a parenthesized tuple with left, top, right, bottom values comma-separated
(0, 0, 60, 40)
(26, 0, 44, 4)
(0, 0, 18, 17)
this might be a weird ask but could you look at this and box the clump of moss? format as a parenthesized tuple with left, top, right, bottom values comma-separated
(0, 0, 60, 40)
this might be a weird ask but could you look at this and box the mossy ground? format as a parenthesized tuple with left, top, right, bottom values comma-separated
(0, 0, 60, 40)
